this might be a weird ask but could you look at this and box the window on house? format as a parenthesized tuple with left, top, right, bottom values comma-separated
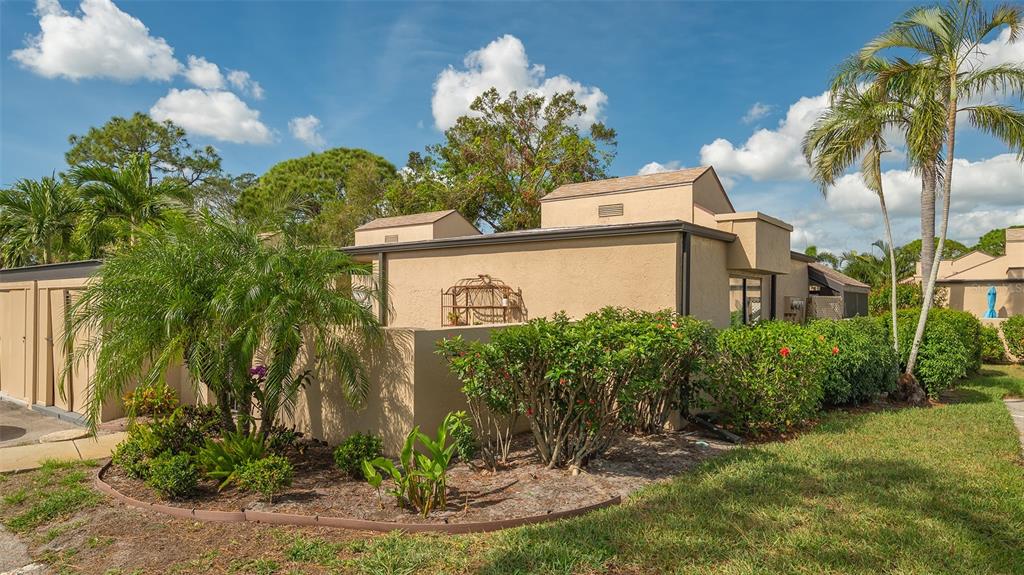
(729, 276, 763, 325)
(598, 203, 624, 218)
(384, 234, 399, 243)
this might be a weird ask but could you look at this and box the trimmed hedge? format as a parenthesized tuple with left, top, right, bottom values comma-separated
(708, 321, 830, 433)
(980, 325, 1008, 364)
(1003, 316, 1024, 363)
(896, 308, 982, 396)
(808, 316, 899, 406)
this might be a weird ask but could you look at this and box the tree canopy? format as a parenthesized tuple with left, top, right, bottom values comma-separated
(388, 88, 617, 231)
(974, 226, 1024, 256)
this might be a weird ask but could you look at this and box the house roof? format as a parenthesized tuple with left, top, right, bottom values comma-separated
(808, 262, 870, 293)
(356, 210, 459, 231)
(540, 167, 712, 202)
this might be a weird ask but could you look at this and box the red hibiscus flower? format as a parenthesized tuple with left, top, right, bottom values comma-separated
(832, 346, 840, 355)
(779, 347, 791, 358)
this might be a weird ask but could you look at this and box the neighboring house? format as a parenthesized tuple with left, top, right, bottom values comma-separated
(806, 262, 870, 318)
(911, 228, 1024, 318)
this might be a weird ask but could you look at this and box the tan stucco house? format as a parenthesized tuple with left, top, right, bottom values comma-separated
(911, 228, 1024, 318)
(344, 167, 812, 330)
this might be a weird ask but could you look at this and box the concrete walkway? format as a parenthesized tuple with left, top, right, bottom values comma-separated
(0, 400, 82, 448)
(1005, 398, 1024, 458)
(0, 432, 126, 473)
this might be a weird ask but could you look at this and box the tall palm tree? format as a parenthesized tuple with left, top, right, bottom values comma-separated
(854, 0, 1024, 375)
(804, 83, 903, 351)
(68, 153, 190, 253)
(0, 176, 82, 266)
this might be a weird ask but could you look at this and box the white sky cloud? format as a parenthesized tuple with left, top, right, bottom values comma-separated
(742, 102, 773, 124)
(288, 115, 325, 148)
(431, 34, 607, 130)
(227, 69, 265, 100)
(184, 55, 224, 90)
(637, 161, 682, 175)
(150, 89, 271, 144)
(11, 0, 181, 81)
(700, 91, 828, 181)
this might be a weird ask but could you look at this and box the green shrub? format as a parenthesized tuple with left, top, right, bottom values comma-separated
(931, 308, 983, 373)
(1002, 316, 1024, 362)
(145, 452, 198, 499)
(198, 431, 266, 491)
(122, 382, 179, 418)
(333, 432, 384, 479)
(869, 283, 923, 316)
(981, 325, 1008, 363)
(111, 429, 158, 479)
(896, 308, 974, 396)
(237, 455, 294, 502)
(447, 411, 478, 463)
(146, 407, 209, 455)
(438, 308, 715, 469)
(709, 321, 829, 433)
(808, 316, 899, 406)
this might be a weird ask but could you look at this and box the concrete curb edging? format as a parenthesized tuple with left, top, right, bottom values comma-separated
(94, 462, 621, 533)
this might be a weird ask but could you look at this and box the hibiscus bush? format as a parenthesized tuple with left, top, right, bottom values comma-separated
(808, 317, 899, 406)
(709, 321, 830, 434)
(439, 308, 715, 469)
(980, 325, 1008, 364)
(896, 308, 979, 396)
(1000, 315, 1024, 363)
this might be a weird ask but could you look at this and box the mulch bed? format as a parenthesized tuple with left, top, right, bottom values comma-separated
(103, 428, 733, 525)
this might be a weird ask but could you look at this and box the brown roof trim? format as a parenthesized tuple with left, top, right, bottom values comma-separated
(540, 167, 712, 203)
(936, 277, 1024, 284)
(0, 259, 101, 283)
(341, 220, 736, 256)
(790, 251, 816, 263)
(808, 262, 870, 292)
(356, 209, 462, 231)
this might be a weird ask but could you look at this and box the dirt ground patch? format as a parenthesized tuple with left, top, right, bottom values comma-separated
(103, 429, 731, 525)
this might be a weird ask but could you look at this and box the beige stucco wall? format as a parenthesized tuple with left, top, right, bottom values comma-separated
(433, 213, 481, 238)
(691, 171, 734, 215)
(943, 281, 1024, 318)
(354, 223, 437, 246)
(689, 235, 731, 328)
(540, 185, 695, 228)
(714, 212, 792, 275)
(776, 258, 810, 319)
(381, 233, 681, 329)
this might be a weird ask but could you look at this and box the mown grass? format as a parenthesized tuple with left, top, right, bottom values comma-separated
(444, 364, 1024, 575)
(2, 459, 101, 533)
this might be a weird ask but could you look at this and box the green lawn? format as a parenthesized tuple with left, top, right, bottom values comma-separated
(449, 365, 1024, 575)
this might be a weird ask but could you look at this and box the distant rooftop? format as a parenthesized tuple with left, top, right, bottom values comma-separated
(809, 262, 870, 292)
(356, 209, 459, 231)
(541, 167, 712, 202)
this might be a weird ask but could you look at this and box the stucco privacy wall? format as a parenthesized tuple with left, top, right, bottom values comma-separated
(775, 257, 810, 316)
(689, 235, 731, 328)
(380, 232, 682, 329)
(944, 282, 1024, 318)
(281, 326, 493, 454)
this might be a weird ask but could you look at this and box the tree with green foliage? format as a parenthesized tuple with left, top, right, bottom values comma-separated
(803, 245, 841, 269)
(65, 216, 383, 433)
(975, 225, 1024, 256)
(846, 0, 1024, 378)
(236, 148, 396, 244)
(68, 154, 191, 254)
(390, 88, 617, 231)
(66, 113, 221, 187)
(0, 176, 82, 266)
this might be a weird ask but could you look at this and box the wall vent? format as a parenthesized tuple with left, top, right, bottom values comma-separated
(384, 234, 399, 243)
(598, 203, 624, 218)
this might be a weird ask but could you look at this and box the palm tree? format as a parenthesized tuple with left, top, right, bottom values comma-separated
(853, 0, 1024, 375)
(68, 153, 190, 253)
(0, 176, 82, 266)
(803, 245, 842, 269)
(65, 215, 382, 433)
(804, 83, 903, 351)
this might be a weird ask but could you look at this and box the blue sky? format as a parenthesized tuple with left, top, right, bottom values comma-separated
(2, 0, 1022, 254)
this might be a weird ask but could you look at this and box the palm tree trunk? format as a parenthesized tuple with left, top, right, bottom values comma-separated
(907, 86, 958, 375)
(919, 163, 937, 283)
(879, 192, 899, 352)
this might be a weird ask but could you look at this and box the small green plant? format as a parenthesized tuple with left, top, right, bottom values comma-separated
(145, 452, 198, 499)
(264, 425, 302, 454)
(122, 382, 179, 418)
(333, 432, 383, 479)
(111, 427, 159, 479)
(981, 325, 1008, 363)
(237, 455, 294, 502)
(1002, 315, 1024, 362)
(362, 412, 459, 517)
(197, 431, 266, 491)
(448, 410, 478, 464)
(3, 488, 28, 506)
(5, 484, 100, 532)
(284, 536, 340, 564)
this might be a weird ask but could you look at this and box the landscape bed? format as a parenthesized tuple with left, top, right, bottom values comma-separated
(97, 429, 732, 528)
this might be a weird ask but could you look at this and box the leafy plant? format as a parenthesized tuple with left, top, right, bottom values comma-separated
(980, 325, 1008, 364)
(333, 432, 383, 479)
(122, 382, 179, 418)
(447, 411, 478, 464)
(896, 308, 975, 397)
(362, 412, 459, 517)
(111, 430, 157, 479)
(1001, 316, 1024, 363)
(237, 455, 294, 502)
(145, 452, 199, 499)
(808, 316, 899, 406)
(198, 432, 266, 491)
(709, 321, 830, 433)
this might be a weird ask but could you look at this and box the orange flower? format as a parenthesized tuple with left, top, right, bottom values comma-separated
(832, 346, 840, 355)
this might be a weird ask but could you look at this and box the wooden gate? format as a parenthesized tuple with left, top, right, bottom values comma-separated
(0, 287, 31, 402)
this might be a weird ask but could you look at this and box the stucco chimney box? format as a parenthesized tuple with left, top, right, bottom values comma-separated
(1007, 228, 1024, 259)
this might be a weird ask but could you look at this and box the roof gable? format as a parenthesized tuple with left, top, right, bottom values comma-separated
(356, 210, 459, 231)
(540, 167, 712, 202)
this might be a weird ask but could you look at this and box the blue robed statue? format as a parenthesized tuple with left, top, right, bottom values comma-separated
(984, 286, 997, 318)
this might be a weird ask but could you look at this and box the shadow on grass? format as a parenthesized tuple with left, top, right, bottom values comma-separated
(474, 369, 1024, 575)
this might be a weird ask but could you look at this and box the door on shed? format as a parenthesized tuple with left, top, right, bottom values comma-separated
(48, 289, 81, 412)
(0, 288, 31, 402)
